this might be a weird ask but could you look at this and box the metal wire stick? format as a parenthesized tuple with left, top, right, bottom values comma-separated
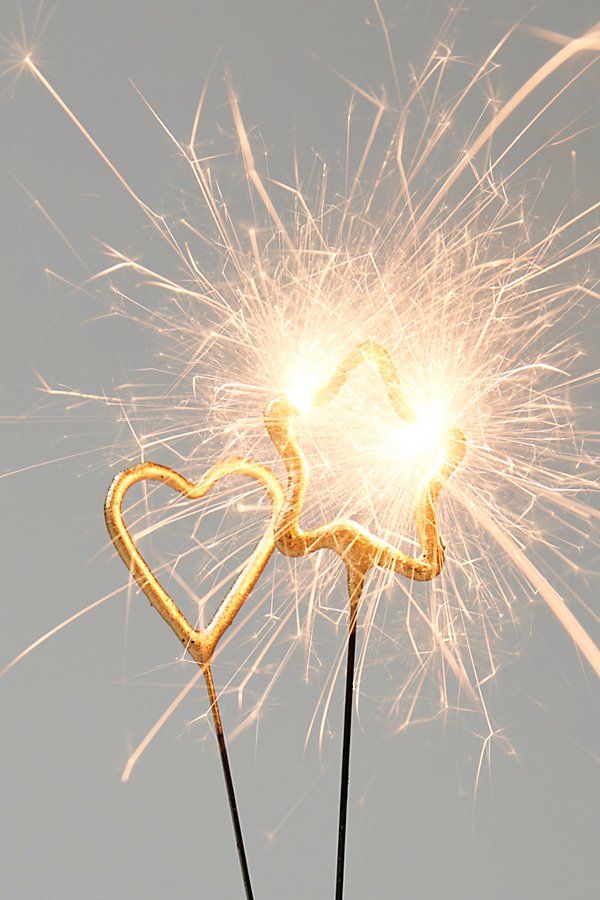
(335, 567, 364, 900)
(204, 665, 254, 900)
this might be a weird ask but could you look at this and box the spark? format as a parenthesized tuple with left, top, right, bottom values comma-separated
(3, 10, 600, 789)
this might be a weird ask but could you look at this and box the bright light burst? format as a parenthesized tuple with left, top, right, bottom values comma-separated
(4, 9, 600, 781)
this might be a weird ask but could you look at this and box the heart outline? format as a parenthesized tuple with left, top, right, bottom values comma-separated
(104, 458, 284, 667)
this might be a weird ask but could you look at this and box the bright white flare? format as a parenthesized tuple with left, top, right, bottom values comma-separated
(5, 14, 599, 783)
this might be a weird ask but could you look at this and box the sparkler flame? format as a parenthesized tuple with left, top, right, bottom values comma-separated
(265, 340, 466, 581)
(3, 11, 600, 784)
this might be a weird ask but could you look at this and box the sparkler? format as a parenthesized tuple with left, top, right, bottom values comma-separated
(105, 458, 283, 899)
(264, 339, 466, 896)
(105, 338, 465, 897)
(3, 8, 600, 897)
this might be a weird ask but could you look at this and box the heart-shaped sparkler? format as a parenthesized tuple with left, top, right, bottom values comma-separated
(105, 458, 283, 666)
(104, 457, 283, 900)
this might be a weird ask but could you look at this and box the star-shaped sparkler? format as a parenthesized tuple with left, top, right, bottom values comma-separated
(264, 339, 466, 897)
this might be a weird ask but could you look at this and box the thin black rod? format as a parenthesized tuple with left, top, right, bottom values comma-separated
(335, 569, 363, 900)
(204, 665, 255, 900)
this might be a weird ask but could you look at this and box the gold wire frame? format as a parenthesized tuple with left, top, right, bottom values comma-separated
(104, 457, 283, 668)
(264, 339, 467, 600)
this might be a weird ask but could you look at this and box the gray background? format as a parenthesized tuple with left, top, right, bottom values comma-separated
(1, 1, 599, 898)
